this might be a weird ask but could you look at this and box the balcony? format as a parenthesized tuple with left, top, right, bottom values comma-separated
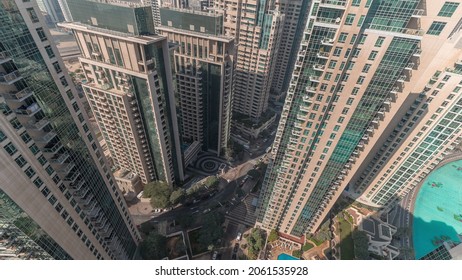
(412, 49, 422, 57)
(411, 9, 424, 18)
(26, 118, 49, 130)
(43, 142, 63, 154)
(369, 24, 424, 37)
(0, 71, 22, 85)
(299, 104, 310, 113)
(0, 51, 12, 64)
(319, 0, 346, 10)
(315, 17, 341, 27)
(405, 62, 415, 70)
(38, 131, 57, 144)
(4, 88, 34, 102)
(321, 38, 334, 46)
(60, 162, 76, 175)
(306, 86, 317, 93)
(313, 64, 325, 71)
(15, 103, 41, 116)
(317, 52, 330, 59)
(51, 152, 69, 164)
(64, 171, 80, 183)
(309, 75, 320, 83)
(69, 179, 84, 191)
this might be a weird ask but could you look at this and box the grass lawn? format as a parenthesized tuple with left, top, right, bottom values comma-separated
(309, 237, 324, 246)
(302, 242, 314, 252)
(338, 216, 355, 260)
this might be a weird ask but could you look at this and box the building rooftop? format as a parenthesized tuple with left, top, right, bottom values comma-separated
(58, 22, 165, 45)
(114, 169, 139, 181)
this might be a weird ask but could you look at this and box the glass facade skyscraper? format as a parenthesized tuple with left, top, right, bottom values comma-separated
(257, 0, 462, 239)
(1, 0, 140, 259)
(61, 0, 185, 185)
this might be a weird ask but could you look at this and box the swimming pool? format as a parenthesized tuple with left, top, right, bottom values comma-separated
(413, 159, 462, 259)
(277, 253, 299, 260)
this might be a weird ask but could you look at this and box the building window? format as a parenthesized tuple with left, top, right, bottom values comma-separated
(29, 143, 40, 155)
(20, 132, 31, 143)
(45, 46, 55, 58)
(375, 37, 385, 47)
(15, 155, 27, 168)
(368, 51, 378, 60)
(352, 0, 361, 6)
(25, 166, 36, 178)
(427, 21, 447, 35)
(33, 177, 43, 188)
(38, 155, 47, 165)
(36, 28, 47, 41)
(438, 2, 459, 17)
(60, 76, 68, 87)
(345, 14, 355, 25)
(10, 118, 22, 130)
(338, 32, 348, 43)
(26, 8, 39, 23)
(0, 130, 6, 142)
(53, 62, 62, 73)
(357, 15, 365, 26)
(4, 142, 17, 156)
(362, 64, 371, 73)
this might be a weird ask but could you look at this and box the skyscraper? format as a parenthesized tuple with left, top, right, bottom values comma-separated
(1, 0, 140, 259)
(157, 7, 234, 157)
(215, 0, 283, 126)
(257, 0, 462, 239)
(271, 0, 311, 99)
(61, 0, 185, 185)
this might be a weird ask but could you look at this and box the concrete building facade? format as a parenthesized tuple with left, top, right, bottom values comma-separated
(1, 0, 140, 259)
(214, 0, 283, 121)
(61, 0, 185, 185)
(257, 0, 462, 239)
(157, 7, 234, 156)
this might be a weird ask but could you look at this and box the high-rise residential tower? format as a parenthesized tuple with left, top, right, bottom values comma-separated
(214, 0, 283, 122)
(157, 7, 234, 157)
(257, 0, 462, 239)
(61, 0, 185, 185)
(271, 0, 311, 99)
(1, 0, 140, 259)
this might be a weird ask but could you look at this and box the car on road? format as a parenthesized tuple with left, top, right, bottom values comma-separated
(231, 254, 236, 260)
(233, 243, 239, 253)
(191, 210, 199, 215)
(203, 208, 211, 214)
(212, 251, 218, 260)
(236, 232, 242, 241)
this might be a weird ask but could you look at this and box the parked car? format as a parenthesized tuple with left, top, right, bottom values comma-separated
(236, 232, 242, 241)
(212, 251, 218, 260)
(233, 243, 239, 253)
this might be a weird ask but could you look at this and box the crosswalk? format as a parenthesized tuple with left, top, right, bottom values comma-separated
(225, 194, 258, 227)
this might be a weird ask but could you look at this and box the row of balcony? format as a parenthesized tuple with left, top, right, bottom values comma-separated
(0, 70, 22, 85)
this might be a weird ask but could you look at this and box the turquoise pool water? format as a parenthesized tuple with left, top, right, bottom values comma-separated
(413, 159, 462, 259)
(277, 253, 298, 260)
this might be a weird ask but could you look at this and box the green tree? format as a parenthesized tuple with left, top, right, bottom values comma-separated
(204, 176, 219, 188)
(268, 229, 278, 243)
(352, 230, 370, 260)
(292, 249, 302, 258)
(198, 212, 224, 248)
(247, 169, 261, 179)
(176, 214, 195, 229)
(143, 181, 171, 209)
(170, 188, 185, 205)
(139, 232, 167, 260)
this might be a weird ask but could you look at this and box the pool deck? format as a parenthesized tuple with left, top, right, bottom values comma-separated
(409, 155, 462, 259)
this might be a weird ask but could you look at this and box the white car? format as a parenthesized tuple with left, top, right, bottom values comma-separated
(236, 232, 242, 241)
(212, 251, 218, 260)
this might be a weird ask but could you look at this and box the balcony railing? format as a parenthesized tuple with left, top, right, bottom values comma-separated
(0, 71, 22, 84)
(4, 88, 33, 102)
